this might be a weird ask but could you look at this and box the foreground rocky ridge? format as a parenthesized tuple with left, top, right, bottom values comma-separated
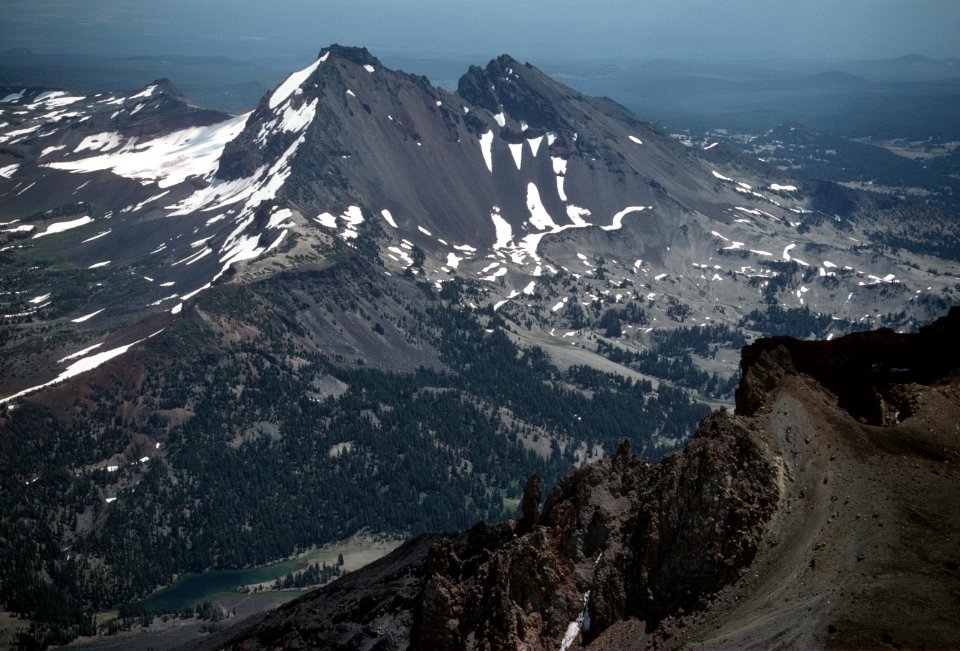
(188, 308, 960, 650)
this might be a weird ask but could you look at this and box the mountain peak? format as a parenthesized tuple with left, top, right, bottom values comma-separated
(148, 77, 183, 98)
(319, 44, 382, 68)
(457, 53, 569, 131)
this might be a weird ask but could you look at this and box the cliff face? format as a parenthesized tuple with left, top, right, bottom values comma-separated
(189, 309, 960, 651)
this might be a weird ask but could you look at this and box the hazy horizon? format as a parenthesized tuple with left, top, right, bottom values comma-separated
(2, 0, 959, 67)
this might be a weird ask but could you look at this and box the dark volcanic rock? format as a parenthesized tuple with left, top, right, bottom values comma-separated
(736, 305, 960, 422)
(193, 410, 779, 650)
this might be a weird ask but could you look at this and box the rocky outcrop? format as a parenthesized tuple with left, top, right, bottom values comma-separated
(190, 309, 960, 651)
(737, 306, 960, 422)
(193, 404, 780, 651)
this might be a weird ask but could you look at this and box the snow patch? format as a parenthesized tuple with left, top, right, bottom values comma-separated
(381, 209, 398, 228)
(40, 145, 66, 158)
(316, 212, 337, 228)
(508, 142, 524, 170)
(526, 183, 557, 230)
(267, 207, 294, 229)
(528, 135, 543, 157)
(71, 308, 105, 323)
(566, 205, 591, 227)
(603, 206, 649, 231)
(58, 343, 103, 363)
(479, 130, 494, 173)
(49, 113, 249, 189)
(32, 215, 94, 238)
(74, 132, 124, 154)
(270, 57, 323, 109)
(628, 135, 643, 145)
(1, 338, 145, 405)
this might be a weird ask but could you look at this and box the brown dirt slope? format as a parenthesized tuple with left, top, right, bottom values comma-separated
(594, 309, 960, 650)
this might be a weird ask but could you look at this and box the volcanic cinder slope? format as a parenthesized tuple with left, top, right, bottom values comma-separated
(2, 45, 958, 402)
(185, 308, 960, 651)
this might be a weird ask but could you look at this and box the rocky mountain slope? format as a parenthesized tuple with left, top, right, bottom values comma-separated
(2, 45, 960, 645)
(2, 45, 958, 401)
(189, 308, 960, 651)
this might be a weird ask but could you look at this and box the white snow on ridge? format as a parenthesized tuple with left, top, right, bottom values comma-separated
(316, 212, 337, 228)
(48, 113, 249, 189)
(490, 208, 513, 249)
(74, 132, 124, 154)
(603, 206, 649, 231)
(493, 112, 506, 128)
(277, 98, 318, 133)
(508, 142, 524, 170)
(270, 57, 324, 109)
(782, 243, 796, 261)
(552, 156, 568, 201)
(219, 234, 264, 266)
(267, 208, 294, 229)
(71, 308, 105, 323)
(0, 164, 19, 178)
(127, 190, 170, 214)
(88, 261, 110, 269)
(770, 183, 797, 192)
(380, 209, 398, 228)
(30, 92, 84, 108)
(167, 126, 304, 217)
(128, 85, 158, 100)
(479, 131, 494, 173)
(58, 343, 103, 363)
(40, 145, 66, 158)
(363, 64, 376, 73)
(628, 135, 643, 145)
(266, 231, 287, 253)
(32, 215, 94, 238)
(526, 183, 558, 230)
(1, 224, 34, 233)
(445, 252, 462, 269)
(528, 135, 543, 157)
(1, 91, 24, 103)
(712, 170, 733, 182)
(0, 338, 144, 405)
(566, 205, 591, 227)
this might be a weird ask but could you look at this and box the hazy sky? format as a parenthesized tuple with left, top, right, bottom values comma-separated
(2, 0, 959, 63)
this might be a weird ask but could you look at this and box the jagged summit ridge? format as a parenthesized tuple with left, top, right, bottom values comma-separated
(2, 42, 958, 412)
